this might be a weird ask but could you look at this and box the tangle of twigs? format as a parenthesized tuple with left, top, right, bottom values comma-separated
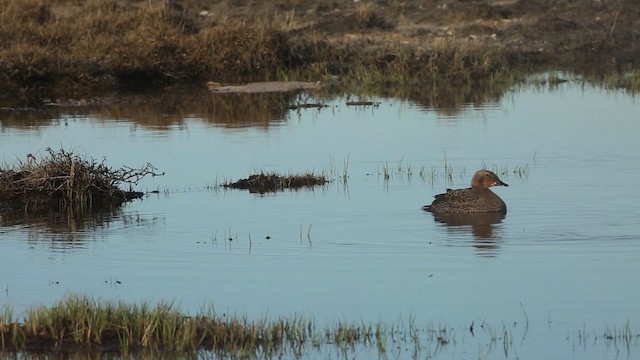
(0, 148, 163, 211)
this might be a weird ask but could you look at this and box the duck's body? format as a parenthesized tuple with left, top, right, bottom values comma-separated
(423, 170, 508, 213)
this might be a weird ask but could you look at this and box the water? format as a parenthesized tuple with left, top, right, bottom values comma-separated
(1, 81, 639, 359)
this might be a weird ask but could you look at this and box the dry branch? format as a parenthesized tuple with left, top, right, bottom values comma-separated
(0, 148, 163, 211)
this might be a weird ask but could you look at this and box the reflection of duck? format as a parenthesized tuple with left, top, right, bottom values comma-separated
(430, 212, 506, 255)
(431, 212, 505, 239)
(422, 170, 508, 213)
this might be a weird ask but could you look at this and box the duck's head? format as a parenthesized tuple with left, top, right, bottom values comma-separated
(471, 170, 508, 190)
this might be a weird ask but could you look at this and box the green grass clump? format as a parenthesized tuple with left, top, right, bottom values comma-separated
(0, 295, 310, 356)
(0, 295, 367, 357)
(1, 295, 639, 357)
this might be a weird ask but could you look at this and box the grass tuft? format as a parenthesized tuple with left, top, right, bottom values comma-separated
(1, 296, 638, 357)
(222, 171, 329, 194)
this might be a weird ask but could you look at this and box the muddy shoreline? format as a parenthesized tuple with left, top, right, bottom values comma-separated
(1, 0, 639, 104)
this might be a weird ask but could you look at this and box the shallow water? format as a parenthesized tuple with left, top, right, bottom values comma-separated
(1, 81, 639, 359)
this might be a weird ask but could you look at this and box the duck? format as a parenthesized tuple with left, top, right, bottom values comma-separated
(422, 170, 508, 213)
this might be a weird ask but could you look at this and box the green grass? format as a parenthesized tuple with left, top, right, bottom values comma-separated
(0, 296, 471, 357)
(379, 158, 531, 184)
(1, 295, 639, 357)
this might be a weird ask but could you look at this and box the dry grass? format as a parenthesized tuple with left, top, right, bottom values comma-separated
(222, 171, 329, 194)
(0, 0, 288, 101)
(0, 0, 638, 104)
(0, 148, 162, 211)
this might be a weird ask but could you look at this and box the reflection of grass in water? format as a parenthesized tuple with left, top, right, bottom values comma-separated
(380, 162, 390, 180)
(526, 71, 640, 94)
(604, 322, 637, 347)
(573, 321, 638, 352)
(342, 155, 350, 185)
(590, 70, 640, 92)
(328, 156, 350, 185)
(1, 295, 638, 357)
(299, 224, 313, 246)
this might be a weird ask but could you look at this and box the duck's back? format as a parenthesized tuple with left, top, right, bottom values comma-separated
(423, 188, 506, 213)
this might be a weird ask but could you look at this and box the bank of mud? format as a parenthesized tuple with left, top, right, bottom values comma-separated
(1, 0, 638, 105)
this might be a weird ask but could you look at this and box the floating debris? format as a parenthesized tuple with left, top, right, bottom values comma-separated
(207, 81, 322, 93)
(346, 101, 381, 107)
(286, 103, 327, 110)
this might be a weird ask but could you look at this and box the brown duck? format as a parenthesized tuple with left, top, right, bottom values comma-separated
(423, 170, 508, 213)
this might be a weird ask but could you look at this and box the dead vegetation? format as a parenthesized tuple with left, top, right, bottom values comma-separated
(0, 0, 638, 104)
(0, 148, 163, 211)
(223, 171, 329, 194)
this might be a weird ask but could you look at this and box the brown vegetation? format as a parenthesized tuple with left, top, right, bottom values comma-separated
(223, 171, 329, 193)
(0, 0, 639, 104)
(0, 148, 162, 211)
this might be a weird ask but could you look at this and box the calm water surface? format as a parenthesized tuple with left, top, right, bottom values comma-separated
(1, 82, 639, 359)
